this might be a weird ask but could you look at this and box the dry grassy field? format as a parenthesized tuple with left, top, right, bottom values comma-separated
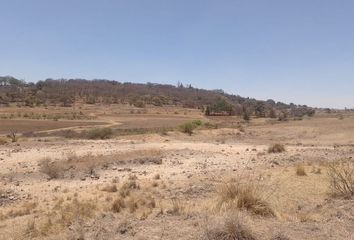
(0, 105, 353, 240)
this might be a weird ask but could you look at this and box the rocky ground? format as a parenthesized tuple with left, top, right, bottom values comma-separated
(0, 115, 354, 240)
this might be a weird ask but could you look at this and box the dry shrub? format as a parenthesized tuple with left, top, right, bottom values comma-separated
(216, 178, 274, 217)
(7, 130, 18, 143)
(204, 122, 218, 129)
(111, 189, 156, 215)
(119, 179, 140, 197)
(179, 122, 197, 135)
(53, 198, 97, 227)
(39, 158, 65, 179)
(268, 144, 285, 153)
(26, 198, 97, 237)
(125, 195, 139, 213)
(327, 159, 354, 198)
(86, 127, 113, 139)
(202, 213, 257, 240)
(112, 197, 125, 213)
(271, 232, 290, 240)
(101, 184, 118, 193)
(168, 199, 185, 215)
(115, 177, 157, 216)
(140, 195, 156, 209)
(0, 138, 7, 145)
(24, 217, 56, 238)
(295, 164, 307, 176)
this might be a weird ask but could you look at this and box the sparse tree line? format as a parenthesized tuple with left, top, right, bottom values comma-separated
(204, 98, 315, 120)
(0, 76, 315, 119)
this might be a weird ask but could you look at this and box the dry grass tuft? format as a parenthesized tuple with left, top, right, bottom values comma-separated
(111, 189, 156, 215)
(295, 164, 307, 176)
(101, 184, 118, 193)
(1, 202, 38, 220)
(111, 177, 156, 216)
(52, 198, 97, 228)
(22, 198, 97, 238)
(120, 179, 140, 197)
(327, 159, 354, 198)
(268, 144, 286, 153)
(125, 195, 139, 213)
(112, 197, 125, 213)
(168, 198, 185, 215)
(7, 130, 18, 142)
(215, 178, 274, 217)
(202, 213, 257, 240)
(0, 138, 7, 145)
(271, 232, 290, 240)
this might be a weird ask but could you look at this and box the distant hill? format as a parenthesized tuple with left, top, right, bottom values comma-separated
(0, 76, 315, 119)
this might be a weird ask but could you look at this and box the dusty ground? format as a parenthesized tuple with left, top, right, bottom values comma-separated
(0, 107, 353, 240)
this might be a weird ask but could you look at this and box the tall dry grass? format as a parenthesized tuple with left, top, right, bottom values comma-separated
(214, 176, 275, 217)
(327, 159, 354, 198)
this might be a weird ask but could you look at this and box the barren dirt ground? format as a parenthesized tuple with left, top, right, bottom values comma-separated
(0, 109, 354, 240)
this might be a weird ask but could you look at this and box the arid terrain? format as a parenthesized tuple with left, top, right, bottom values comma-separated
(0, 104, 353, 240)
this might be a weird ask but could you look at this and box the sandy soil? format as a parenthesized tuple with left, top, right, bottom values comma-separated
(0, 112, 354, 240)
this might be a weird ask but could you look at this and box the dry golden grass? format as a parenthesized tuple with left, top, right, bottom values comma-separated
(215, 178, 274, 217)
(327, 159, 354, 198)
(111, 197, 125, 213)
(295, 164, 307, 176)
(168, 198, 186, 215)
(101, 184, 118, 193)
(0, 202, 37, 221)
(119, 179, 140, 198)
(111, 181, 156, 216)
(202, 213, 257, 240)
(20, 198, 97, 238)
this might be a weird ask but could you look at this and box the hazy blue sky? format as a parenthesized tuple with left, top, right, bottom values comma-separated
(1, 0, 354, 108)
